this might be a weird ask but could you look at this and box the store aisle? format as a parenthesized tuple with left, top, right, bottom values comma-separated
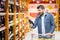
(24, 28, 60, 40)
(54, 31, 60, 40)
(24, 27, 38, 40)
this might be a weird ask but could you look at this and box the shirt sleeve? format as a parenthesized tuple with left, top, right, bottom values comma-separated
(50, 14, 56, 33)
(32, 17, 38, 29)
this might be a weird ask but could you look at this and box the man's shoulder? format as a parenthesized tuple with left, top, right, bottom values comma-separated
(46, 12, 53, 16)
(35, 15, 40, 20)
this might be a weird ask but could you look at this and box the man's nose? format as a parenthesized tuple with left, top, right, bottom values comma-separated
(38, 10, 41, 11)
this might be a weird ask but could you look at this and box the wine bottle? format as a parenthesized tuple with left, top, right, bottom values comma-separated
(9, 15, 13, 21)
(0, 0, 5, 12)
(0, 16, 2, 28)
(2, 30, 5, 40)
(10, 36, 14, 40)
(16, 6, 18, 13)
(0, 31, 2, 40)
(22, 32, 25, 39)
(9, 26, 13, 36)
(0, 31, 5, 40)
(9, 4, 14, 13)
(0, 16, 5, 28)
(16, 33, 18, 39)
(1, 16, 5, 27)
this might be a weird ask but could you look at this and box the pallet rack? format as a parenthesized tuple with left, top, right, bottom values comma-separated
(0, 0, 31, 40)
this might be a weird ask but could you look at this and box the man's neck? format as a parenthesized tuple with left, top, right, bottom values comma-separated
(40, 13, 44, 16)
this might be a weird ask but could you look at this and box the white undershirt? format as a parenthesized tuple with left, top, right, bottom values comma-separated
(41, 14, 45, 35)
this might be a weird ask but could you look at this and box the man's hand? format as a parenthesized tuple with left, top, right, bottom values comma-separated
(30, 24, 33, 28)
(46, 33, 52, 36)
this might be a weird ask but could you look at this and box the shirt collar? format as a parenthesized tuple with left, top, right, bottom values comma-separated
(38, 12, 48, 18)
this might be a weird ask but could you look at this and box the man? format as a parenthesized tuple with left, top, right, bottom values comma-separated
(29, 5, 55, 39)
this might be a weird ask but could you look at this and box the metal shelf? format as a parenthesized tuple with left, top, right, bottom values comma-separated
(19, 13, 25, 14)
(9, 13, 19, 15)
(9, 13, 14, 15)
(0, 13, 6, 16)
(0, 13, 19, 15)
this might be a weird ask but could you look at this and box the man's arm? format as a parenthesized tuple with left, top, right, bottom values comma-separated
(50, 14, 56, 33)
(29, 19, 34, 25)
(32, 18, 38, 29)
(29, 17, 38, 29)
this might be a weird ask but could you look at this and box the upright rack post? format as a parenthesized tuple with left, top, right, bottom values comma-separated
(18, 0, 20, 40)
(5, 0, 9, 40)
(13, 0, 16, 40)
(56, 0, 59, 31)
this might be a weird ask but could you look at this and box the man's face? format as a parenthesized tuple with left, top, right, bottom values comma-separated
(38, 8, 44, 15)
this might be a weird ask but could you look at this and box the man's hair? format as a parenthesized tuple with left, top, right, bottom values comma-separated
(37, 5, 45, 9)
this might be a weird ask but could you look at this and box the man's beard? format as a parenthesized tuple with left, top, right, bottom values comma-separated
(38, 12, 44, 16)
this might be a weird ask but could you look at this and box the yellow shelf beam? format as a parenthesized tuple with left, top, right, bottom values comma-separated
(13, 0, 16, 40)
(5, 0, 9, 40)
(56, 0, 60, 31)
(18, 0, 21, 40)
